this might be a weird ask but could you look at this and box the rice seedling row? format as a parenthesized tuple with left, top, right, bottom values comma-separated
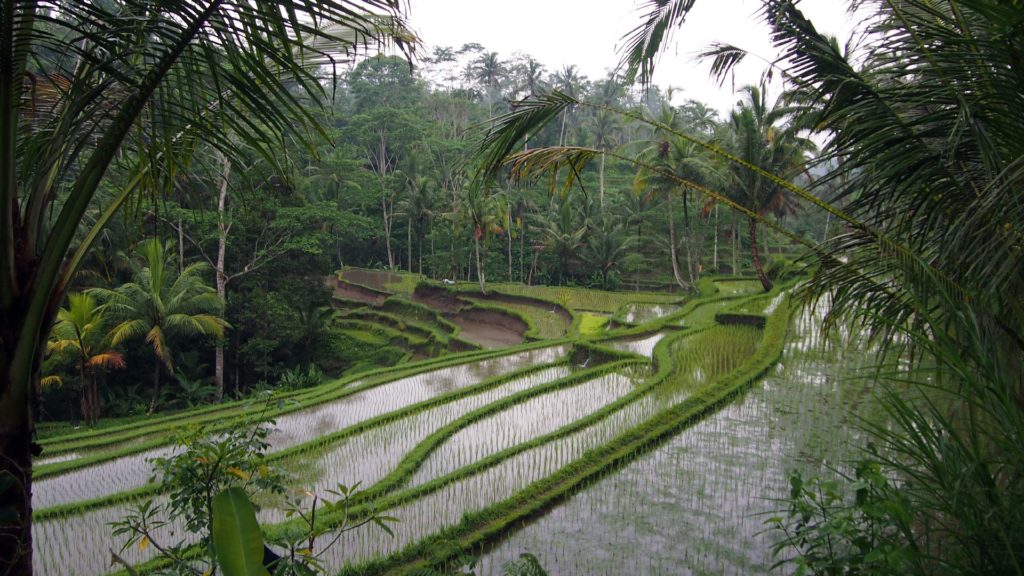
(407, 371, 639, 487)
(33, 346, 567, 509)
(37, 333, 553, 458)
(259, 365, 573, 523)
(326, 295, 791, 576)
(475, 305, 880, 576)
(33, 363, 586, 576)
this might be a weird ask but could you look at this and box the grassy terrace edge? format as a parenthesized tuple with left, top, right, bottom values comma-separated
(34, 351, 581, 520)
(33, 338, 568, 479)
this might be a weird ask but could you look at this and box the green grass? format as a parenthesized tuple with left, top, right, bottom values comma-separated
(481, 283, 681, 314)
(577, 313, 609, 336)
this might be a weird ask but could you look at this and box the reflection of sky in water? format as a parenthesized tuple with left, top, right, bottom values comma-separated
(478, 308, 881, 576)
(622, 304, 680, 324)
(605, 332, 667, 358)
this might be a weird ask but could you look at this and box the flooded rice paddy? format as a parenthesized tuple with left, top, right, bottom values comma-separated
(33, 284, 882, 576)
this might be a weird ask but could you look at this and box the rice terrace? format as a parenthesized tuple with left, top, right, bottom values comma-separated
(34, 269, 837, 575)
(3, 1, 1021, 575)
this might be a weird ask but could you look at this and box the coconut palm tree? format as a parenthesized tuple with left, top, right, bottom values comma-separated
(582, 214, 635, 289)
(46, 293, 125, 425)
(398, 172, 436, 274)
(619, 1, 1024, 571)
(536, 193, 588, 285)
(94, 239, 228, 415)
(552, 65, 588, 145)
(0, 3, 410, 569)
(457, 184, 505, 294)
(632, 106, 713, 290)
(720, 86, 810, 291)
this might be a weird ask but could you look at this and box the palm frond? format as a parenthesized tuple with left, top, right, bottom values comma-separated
(619, 0, 698, 85)
(474, 91, 577, 182)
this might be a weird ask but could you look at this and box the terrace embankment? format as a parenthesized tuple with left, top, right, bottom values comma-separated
(413, 285, 528, 348)
(328, 276, 390, 305)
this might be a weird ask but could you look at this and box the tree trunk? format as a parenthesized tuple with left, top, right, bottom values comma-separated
(599, 153, 606, 209)
(407, 217, 412, 273)
(148, 361, 162, 415)
(713, 204, 719, 272)
(749, 217, 773, 292)
(214, 152, 231, 401)
(732, 212, 739, 275)
(0, 420, 33, 575)
(383, 193, 394, 268)
(666, 194, 690, 290)
(529, 246, 540, 286)
(0, 257, 61, 575)
(474, 236, 486, 294)
(177, 217, 185, 273)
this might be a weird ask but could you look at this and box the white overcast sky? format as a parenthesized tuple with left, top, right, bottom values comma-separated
(407, 0, 860, 114)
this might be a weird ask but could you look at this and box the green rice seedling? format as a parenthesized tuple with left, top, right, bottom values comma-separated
(477, 306, 880, 576)
(259, 366, 572, 523)
(576, 313, 609, 336)
(33, 346, 567, 510)
(407, 373, 637, 487)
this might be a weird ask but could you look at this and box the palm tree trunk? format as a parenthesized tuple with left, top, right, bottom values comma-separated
(148, 362, 162, 415)
(749, 217, 773, 292)
(475, 236, 486, 294)
(519, 223, 525, 283)
(0, 416, 33, 575)
(177, 217, 185, 273)
(407, 217, 412, 273)
(383, 193, 394, 268)
(666, 194, 690, 290)
(732, 212, 739, 275)
(599, 152, 606, 209)
(214, 151, 230, 401)
(713, 204, 719, 272)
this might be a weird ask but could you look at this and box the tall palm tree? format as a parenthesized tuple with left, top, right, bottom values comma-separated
(582, 214, 635, 289)
(398, 171, 435, 274)
(46, 293, 125, 425)
(0, 3, 410, 569)
(536, 194, 588, 285)
(95, 239, 228, 414)
(457, 184, 505, 294)
(471, 51, 508, 121)
(632, 106, 712, 290)
(721, 86, 810, 291)
(552, 65, 588, 145)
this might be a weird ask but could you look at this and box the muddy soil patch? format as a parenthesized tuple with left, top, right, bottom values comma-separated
(449, 308, 527, 349)
(327, 277, 390, 306)
(412, 284, 465, 313)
